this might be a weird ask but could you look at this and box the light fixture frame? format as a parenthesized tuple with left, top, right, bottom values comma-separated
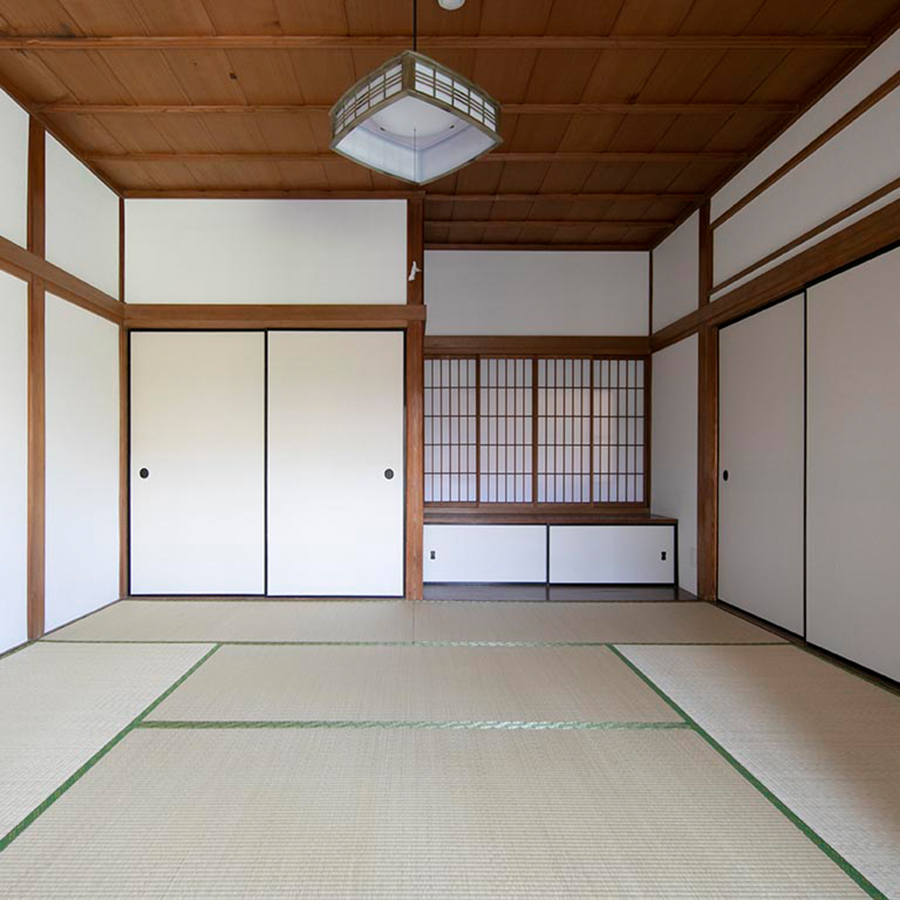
(330, 50, 503, 185)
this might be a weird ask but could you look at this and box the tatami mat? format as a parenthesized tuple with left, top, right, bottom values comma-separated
(0, 728, 866, 898)
(147, 644, 681, 724)
(413, 600, 782, 644)
(45, 599, 416, 643)
(0, 642, 213, 839)
(619, 644, 900, 899)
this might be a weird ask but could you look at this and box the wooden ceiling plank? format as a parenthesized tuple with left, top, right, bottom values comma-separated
(270, 0, 349, 36)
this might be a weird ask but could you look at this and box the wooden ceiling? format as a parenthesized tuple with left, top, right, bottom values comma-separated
(1, 0, 899, 250)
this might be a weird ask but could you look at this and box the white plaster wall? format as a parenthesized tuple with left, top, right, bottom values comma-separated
(652, 212, 699, 332)
(0, 88, 28, 248)
(425, 250, 649, 335)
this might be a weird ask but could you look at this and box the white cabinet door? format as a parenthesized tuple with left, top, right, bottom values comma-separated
(549, 525, 674, 584)
(718, 294, 805, 634)
(130, 332, 265, 595)
(807, 247, 900, 682)
(267, 331, 405, 596)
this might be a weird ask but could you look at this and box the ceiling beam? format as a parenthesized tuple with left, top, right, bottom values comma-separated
(427, 192, 702, 202)
(425, 243, 651, 251)
(0, 35, 870, 51)
(37, 102, 798, 116)
(428, 219, 672, 228)
(88, 151, 744, 164)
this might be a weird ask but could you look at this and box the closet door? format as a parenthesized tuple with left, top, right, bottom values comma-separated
(130, 332, 265, 595)
(267, 331, 405, 596)
(807, 247, 900, 682)
(718, 294, 805, 633)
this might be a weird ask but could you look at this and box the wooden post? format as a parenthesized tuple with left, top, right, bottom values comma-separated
(27, 118, 46, 638)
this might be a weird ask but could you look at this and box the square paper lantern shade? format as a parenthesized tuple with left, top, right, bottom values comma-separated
(331, 51, 502, 185)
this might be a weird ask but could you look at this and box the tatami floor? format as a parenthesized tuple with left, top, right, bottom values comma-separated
(1, 596, 898, 898)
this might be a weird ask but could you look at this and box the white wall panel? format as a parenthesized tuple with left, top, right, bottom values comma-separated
(807, 247, 900, 682)
(45, 295, 119, 631)
(0, 271, 28, 652)
(424, 525, 547, 583)
(130, 332, 265, 595)
(425, 250, 649, 335)
(719, 296, 805, 635)
(268, 332, 405, 596)
(652, 212, 699, 332)
(549, 525, 674, 584)
(650, 335, 698, 595)
(712, 30, 900, 220)
(0, 88, 28, 247)
(125, 199, 406, 305)
(714, 88, 900, 286)
(45, 137, 119, 299)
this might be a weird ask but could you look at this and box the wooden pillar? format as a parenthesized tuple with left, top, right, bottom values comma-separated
(27, 118, 46, 639)
(696, 200, 718, 602)
(118, 197, 129, 598)
(405, 196, 425, 600)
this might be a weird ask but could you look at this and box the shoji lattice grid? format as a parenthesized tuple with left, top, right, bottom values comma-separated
(479, 358, 533, 502)
(424, 358, 477, 502)
(536, 359, 592, 502)
(593, 359, 645, 503)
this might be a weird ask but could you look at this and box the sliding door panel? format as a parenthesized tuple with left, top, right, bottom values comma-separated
(718, 294, 805, 634)
(807, 247, 900, 682)
(267, 331, 404, 596)
(130, 332, 265, 595)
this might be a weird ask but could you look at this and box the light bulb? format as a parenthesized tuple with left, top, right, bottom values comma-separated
(437, 0, 466, 9)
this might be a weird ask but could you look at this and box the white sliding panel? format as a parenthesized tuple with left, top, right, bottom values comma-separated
(45, 295, 120, 630)
(0, 271, 28, 651)
(0, 88, 28, 247)
(131, 332, 265, 595)
(549, 525, 674, 584)
(807, 248, 900, 682)
(424, 525, 547, 583)
(268, 332, 404, 596)
(718, 295, 805, 634)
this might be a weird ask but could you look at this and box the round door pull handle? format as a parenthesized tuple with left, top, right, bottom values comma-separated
(139, 468, 150, 480)
(722, 469, 729, 482)
(384, 468, 394, 480)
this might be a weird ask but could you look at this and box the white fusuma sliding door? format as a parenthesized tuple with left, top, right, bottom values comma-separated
(718, 294, 805, 634)
(267, 331, 405, 596)
(130, 332, 265, 595)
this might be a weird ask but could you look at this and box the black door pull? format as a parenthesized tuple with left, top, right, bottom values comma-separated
(139, 468, 150, 479)
(384, 468, 394, 480)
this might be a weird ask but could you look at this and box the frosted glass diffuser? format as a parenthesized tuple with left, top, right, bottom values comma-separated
(331, 51, 502, 184)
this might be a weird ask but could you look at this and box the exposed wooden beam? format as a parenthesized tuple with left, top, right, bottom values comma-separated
(121, 190, 701, 202)
(0, 35, 870, 51)
(90, 151, 744, 164)
(430, 219, 672, 228)
(407, 198, 424, 306)
(425, 243, 649, 251)
(428, 192, 703, 203)
(37, 101, 798, 116)
(425, 336, 651, 356)
(697, 325, 719, 602)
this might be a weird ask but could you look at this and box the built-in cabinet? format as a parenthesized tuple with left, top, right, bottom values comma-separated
(718, 245, 900, 682)
(130, 330, 405, 597)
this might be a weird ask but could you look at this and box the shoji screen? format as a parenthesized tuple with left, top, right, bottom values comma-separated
(807, 247, 900, 682)
(718, 295, 805, 634)
(45, 295, 120, 630)
(267, 331, 405, 596)
(130, 332, 265, 595)
(0, 271, 28, 651)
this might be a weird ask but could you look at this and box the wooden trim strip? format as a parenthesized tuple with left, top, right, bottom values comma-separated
(424, 509, 664, 525)
(407, 198, 424, 306)
(0, 35, 869, 51)
(698, 201, 712, 305)
(27, 120, 45, 257)
(27, 281, 45, 639)
(425, 336, 650, 356)
(429, 218, 674, 228)
(87, 151, 745, 164)
(123, 189, 421, 200)
(0, 234, 123, 324)
(39, 101, 798, 116)
(405, 321, 425, 601)
(428, 192, 703, 203)
(118, 328, 129, 599)
(697, 325, 718, 602)
(425, 243, 649, 251)
(711, 68, 900, 230)
(711, 173, 900, 295)
(123, 304, 426, 331)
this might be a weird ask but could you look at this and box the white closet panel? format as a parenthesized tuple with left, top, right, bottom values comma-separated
(424, 525, 547, 583)
(718, 295, 805, 634)
(807, 248, 900, 682)
(549, 525, 674, 584)
(130, 332, 265, 595)
(0, 271, 28, 652)
(267, 331, 405, 596)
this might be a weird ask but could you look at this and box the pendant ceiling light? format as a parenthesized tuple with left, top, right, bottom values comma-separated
(330, 1, 502, 185)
